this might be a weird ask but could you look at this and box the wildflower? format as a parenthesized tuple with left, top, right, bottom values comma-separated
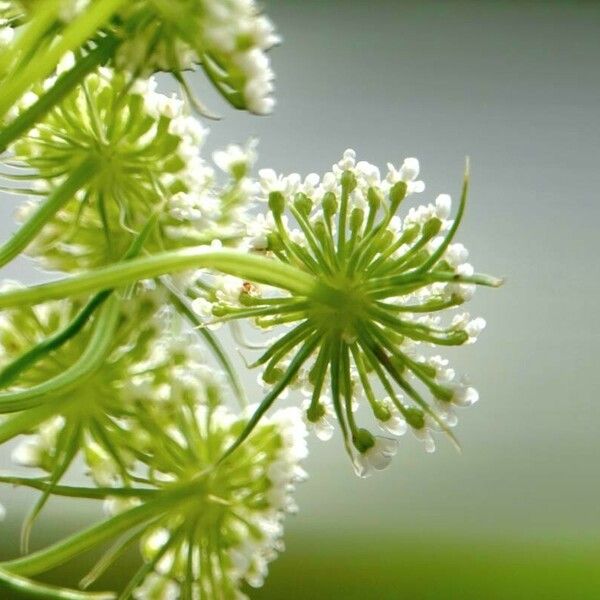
(3, 66, 249, 271)
(198, 150, 501, 475)
(121, 404, 308, 598)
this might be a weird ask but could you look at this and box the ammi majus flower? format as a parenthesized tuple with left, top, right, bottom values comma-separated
(198, 149, 502, 476)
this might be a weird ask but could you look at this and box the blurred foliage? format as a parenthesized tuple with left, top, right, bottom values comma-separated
(2, 532, 599, 599)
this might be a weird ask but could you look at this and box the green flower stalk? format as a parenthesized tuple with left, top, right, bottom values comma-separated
(195, 150, 502, 476)
(2, 64, 252, 271)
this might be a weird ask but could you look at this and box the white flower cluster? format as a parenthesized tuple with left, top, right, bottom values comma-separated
(133, 404, 308, 598)
(191, 149, 493, 476)
(117, 0, 280, 115)
(7, 66, 226, 270)
(202, 0, 280, 115)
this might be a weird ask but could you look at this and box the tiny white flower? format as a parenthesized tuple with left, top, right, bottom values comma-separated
(355, 436, 398, 477)
(435, 194, 452, 219)
(465, 317, 487, 342)
(386, 157, 425, 193)
(337, 148, 356, 170)
(377, 398, 408, 436)
(452, 383, 479, 407)
(302, 398, 335, 441)
(446, 243, 469, 267)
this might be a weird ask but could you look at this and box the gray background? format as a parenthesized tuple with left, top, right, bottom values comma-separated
(1, 0, 600, 596)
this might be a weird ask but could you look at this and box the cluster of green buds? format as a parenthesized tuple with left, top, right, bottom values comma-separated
(194, 149, 501, 476)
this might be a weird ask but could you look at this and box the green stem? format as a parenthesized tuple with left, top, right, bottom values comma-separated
(0, 249, 316, 309)
(0, 34, 121, 153)
(218, 332, 322, 465)
(0, 0, 60, 75)
(0, 0, 127, 119)
(0, 488, 189, 576)
(0, 291, 109, 388)
(0, 567, 114, 600)
(0, 402, 60, 445)
(0, 475, 155, 500)
(0, 158, 97, 268)
(0, 212, 159, 387)
(410, 164, 469, 276)
(0, 295, 120, 413)
(165, 282, 247, 407)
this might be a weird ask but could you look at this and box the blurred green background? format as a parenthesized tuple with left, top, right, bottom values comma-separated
(2, 0, 600, 598)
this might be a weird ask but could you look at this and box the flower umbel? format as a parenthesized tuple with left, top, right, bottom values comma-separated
(125, 404, 308, 599)
(202, 150, 502, 476)
(3, 65, 252, 270)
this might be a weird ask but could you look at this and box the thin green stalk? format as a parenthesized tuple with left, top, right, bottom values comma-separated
(218, 332, 322, 465)
(0, 157, 97, 268)
(0, 567, 114, 600)
(0, 475, 155, 499)
(0, 486, 193, 576)
(0, 249, 316, 309)
(0, 402, 64, 445)
(409, 163, 469, 276)
(0, 0, 60, 74)
(0, 291, 109, 388)
(165, 281, 247, 407)
(0, 212, 159, 387)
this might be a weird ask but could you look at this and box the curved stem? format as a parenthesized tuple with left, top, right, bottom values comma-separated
(218, 332, 322, 465)
(1, 478, 206, 577)
(0, 212, 159, 387)
(0, 567, 114, 600)
(0, 475, 155, 500)
(0, 291, 110, 388)
(410, 163, 469, 276)
(0, 249, 316, 309)
(165, 281, 247, 407)
(0, 158, 97, 269)
(1, 496, 170, 577)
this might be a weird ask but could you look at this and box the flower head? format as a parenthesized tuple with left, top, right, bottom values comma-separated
(123, 404, 308, 598)
(6, 66, 249, 271)
(197, 150, 501, 475)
